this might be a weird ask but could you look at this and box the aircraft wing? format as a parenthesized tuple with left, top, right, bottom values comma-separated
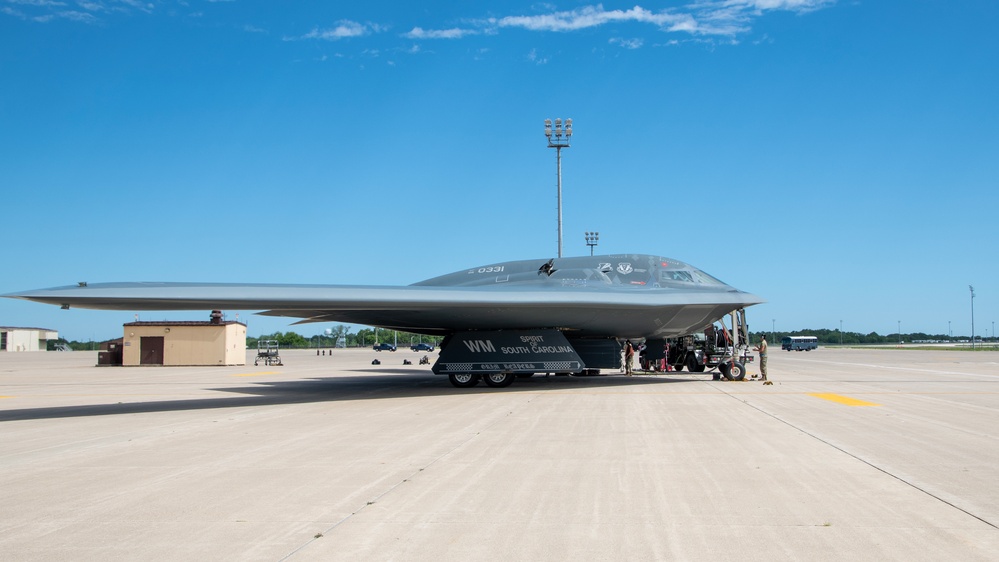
(4, 281, 763, 339)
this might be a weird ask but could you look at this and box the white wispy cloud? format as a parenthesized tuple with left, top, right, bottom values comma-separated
(4, 0, 156, 22)
(114, 0, 154, 14)
(609, 37, 643, 50)
(734, 0, 834, 12)
(77, 1, 105, 11)
(403, 26, 477, 40)
(58, 9, 97, 21)
(527, 48, 548, 65)
(295, 20, 380, 41)
(402, 2, 835, 47)
(4, 1, 836, 49)
(6, 0, 66, 5)
(490, 5, 692, 33)
(686, 0, 833, 30)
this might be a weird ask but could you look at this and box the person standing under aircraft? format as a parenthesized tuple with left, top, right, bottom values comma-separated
(624, 340, 635, 376)
(754, 334, 768, 382)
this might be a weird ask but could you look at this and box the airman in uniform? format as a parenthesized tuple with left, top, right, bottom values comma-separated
(754, 334, 769, 383)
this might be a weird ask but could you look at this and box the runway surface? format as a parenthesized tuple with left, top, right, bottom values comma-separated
(1, 347, 997, 561)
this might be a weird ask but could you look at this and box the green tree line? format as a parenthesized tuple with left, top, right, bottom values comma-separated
(748, 328, 984, 345)
(46, 327, 993, 351)
(245, 325, 443, 349)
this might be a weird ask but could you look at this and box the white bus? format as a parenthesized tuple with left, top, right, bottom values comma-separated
(781, 336, 818, 351)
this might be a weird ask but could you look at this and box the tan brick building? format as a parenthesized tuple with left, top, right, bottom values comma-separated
(122, 321, 246, 366)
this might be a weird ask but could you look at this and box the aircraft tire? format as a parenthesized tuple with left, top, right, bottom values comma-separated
(483, 372, 516, 388)
(721, 361, 746, 381)
(449, 373, 480, 388)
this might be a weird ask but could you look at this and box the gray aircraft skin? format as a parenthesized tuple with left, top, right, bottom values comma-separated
(5, 254, 762, 340)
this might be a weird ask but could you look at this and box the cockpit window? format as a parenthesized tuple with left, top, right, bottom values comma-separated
(665, 270, 693, 282)
(660, 268, 726, 286)
(691, 269, 726, 285)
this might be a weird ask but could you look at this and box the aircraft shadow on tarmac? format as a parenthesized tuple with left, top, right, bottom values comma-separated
(0, 371, 710, 423)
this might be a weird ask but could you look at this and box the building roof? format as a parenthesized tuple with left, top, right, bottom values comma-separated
(0, 326, 58, 332)
(123, 321, 246, 327)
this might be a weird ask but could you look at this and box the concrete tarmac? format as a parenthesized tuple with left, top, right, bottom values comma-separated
(1, 347, 997, 561)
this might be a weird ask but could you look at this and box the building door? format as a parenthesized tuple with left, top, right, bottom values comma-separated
(140, 336, 164, 365)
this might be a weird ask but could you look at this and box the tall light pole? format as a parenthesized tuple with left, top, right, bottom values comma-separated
(839, 319, 843, 346)
(585, 231, 599, 256)
(970, 285, 975, 350)
(897, 320, 901, 346)
(771, 319, 775, 343)
(545, 118, 572, 258)
(949, 320, 951, 338)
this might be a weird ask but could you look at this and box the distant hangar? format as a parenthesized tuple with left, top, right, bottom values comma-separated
(0, 327, 58, 352)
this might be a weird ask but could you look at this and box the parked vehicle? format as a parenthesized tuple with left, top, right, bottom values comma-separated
(373, 343, 397, 351)
(411, 343, 435, 352)
(782, 336, 818, 351)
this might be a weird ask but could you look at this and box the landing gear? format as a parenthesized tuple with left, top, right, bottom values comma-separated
(447, 371, 519, 388)
(718, 361, 746, 381)
(448, 373, 480, 388)
(482, 372, 516, 388)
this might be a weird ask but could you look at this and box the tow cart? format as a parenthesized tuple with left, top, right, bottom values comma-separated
(254, 339, 282, 366)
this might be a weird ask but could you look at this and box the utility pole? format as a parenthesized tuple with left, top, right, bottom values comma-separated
(544, 118, 572, 258)
(970, 285, 975, 350)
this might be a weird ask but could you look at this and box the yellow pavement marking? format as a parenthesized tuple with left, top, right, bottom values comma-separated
(809, 393, 880, 407)
(232, 371, 281, 377)
(0, 396, 12, 399)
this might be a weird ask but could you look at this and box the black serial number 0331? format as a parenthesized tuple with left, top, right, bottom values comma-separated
(468, 266, 505, 274)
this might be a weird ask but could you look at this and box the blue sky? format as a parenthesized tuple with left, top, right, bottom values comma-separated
(2, 1, 997, 342)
